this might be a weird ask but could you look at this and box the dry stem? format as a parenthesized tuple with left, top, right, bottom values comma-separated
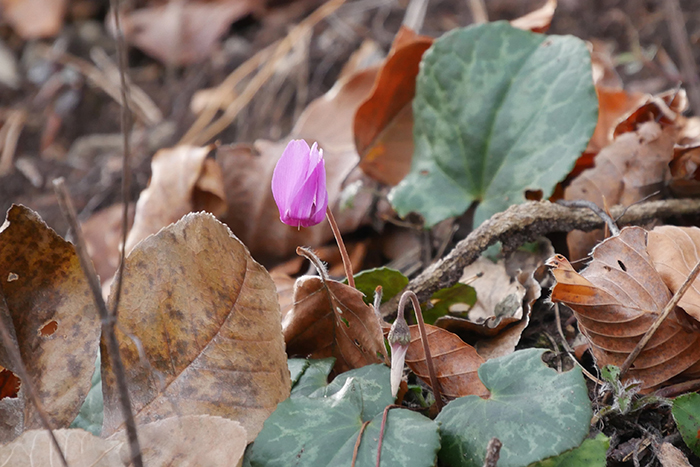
(380, 199, 700, 317)
(619, 258, 700, 377)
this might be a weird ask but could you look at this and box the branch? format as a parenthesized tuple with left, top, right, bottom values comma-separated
(380, 198, 700, 316)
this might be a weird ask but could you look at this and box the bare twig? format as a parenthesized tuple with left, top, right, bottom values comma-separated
(468, 0, 489, 23)
(398, 291, 443, 410)
(663, 0, 700, 115)
(0, 109, 25, 176)
(187, 0, 346, 145)
(52, 179, 143, 467)
(402, 0, 429, 31)
(351, 421, 371, 467)
(557, 200, 620, 236)
(380, 199, 700, 317)
(554, 304, 604, 385)
(482, 438, 502, 467)
(327, 206, 355, 287)
(620, 259, 700, 377)
(0, 297, 68, 467)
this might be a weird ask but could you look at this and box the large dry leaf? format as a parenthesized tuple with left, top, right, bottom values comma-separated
(102, 212, 290, 441)
(549, 227, 700, 391)
(117, 0, 258, 65)
(124, 144, 226, 255)
(0, 0, 67, 39)
(283, 275, 387, 375)
(110, 415, 247, 466)
(565, 121, 676, 260)
(0, 428, 123, 466)
(219, 67, 378, 263)
(405, 324, 488, 399)
(354, 26, 433, 186)
(648, 226, 700, 321)
(0, 205, 100, 442)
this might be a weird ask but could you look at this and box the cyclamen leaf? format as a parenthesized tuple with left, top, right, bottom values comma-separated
(390, 21, 597, 227)
(437, 349, 591, 467)
(527, 433, 609, 467)
(672, 392, 700, 457)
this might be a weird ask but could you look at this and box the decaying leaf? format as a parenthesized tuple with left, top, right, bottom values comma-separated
(669, 143, 700, 197)
(116, 0, 258, 65)
(110, 415, 247, 466)
(648, 226, 700, 322)
(549, 227, 700, 391)
(355, 26, 433, 186)
(565, 121, 676, 260)
(0, 205, 100, 443)
(219, 66, 378, 263)
(102, 212, 290, 441)
(124, 144, 226, 255)
(284, 274, 387, 375)
(510, 0, 557, 33)
(0, 428, 123, 466)
(405, 324, 488, 398)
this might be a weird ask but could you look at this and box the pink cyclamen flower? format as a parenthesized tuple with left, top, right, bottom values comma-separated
(271, 140, 329, 228)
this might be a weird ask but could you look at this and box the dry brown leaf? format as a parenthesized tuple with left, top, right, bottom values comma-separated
(0, 428, 123, 466)
(613, 89, 688, 138)
(669, 143, 700, 197)
(82, 203, 135, 284)
(110, 415, 247, 466)
(117, 0, 258, 65)
(219, 66, 378, 263)
(565, 121, 676, 261)
(510, 0, 557, 33)
(0, 0, 67, 39)
(272, 271, 295, 321)
(648, 226, 700, 321)
(655, 442, 693, 467)
(0, 205, 100, 442)
(283, 275, 387, 375)
(354, 26, 433, 186)
(124, 144, 226, 255)
(435, 240, 549, 360)
(102, 212, 290, 441)
(404, 324, 488, 398)
(549, 227, 700, 391)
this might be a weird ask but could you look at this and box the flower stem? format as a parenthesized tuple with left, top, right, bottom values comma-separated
(399, 291, 443, 411)
(326, 206, 355, 288)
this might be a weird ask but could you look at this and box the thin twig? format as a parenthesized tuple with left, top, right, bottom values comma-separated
(52, 179, 143, 467)
(380, 199, 700, 317)
(326, 207, 355, 287)
(375, 404, 401, 467)
(189, 0, 346, 145)
(0, 109, 25, 176)
(0, 297, 68, 467)
(554, 304, 604, 385)
(351, 421, 371, 467)
(468, 0, 489, 23)
(399, 291, 443, 410)
(663, 0, 700, 115)
(620, 259, 700, 377)
(557, 200, 620, 236)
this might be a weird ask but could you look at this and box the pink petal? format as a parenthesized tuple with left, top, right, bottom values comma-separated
(272, 140, 310, 214)
(390, 343, 408, 397)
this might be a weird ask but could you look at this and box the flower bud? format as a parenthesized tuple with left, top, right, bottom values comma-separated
(271, 140, 328, 228)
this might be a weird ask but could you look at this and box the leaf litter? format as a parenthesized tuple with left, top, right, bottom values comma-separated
(4, 1, 700, 465)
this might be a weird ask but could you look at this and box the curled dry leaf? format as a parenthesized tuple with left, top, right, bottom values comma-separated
(648, 226, 700, 322)
(669, 143, 700, 197)
(115, 0, 258, 65)
(124, 144, 226, 255)
(509, 0, 557, 33)
(549, 227, 700, 391)
(102, 213, 290, 441)
(565, 121, 676, 261)
(404, 324, 488, 398)
(109, 415, 247, 466)
(0, 0, 66, 39)
(219, 66, 378, 263)
(0, 428, 123, 466)
(284, 275, 387, 375)
(0, 205, 100, 443)
(354, 26, 433, 186)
